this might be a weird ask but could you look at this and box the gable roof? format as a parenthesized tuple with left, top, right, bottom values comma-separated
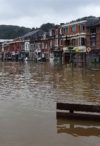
(87, 17, 100, 27)
(21, 29, 44, 39)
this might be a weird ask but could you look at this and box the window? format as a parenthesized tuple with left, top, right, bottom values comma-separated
(90, 37, 96, 47)
(49, 30, 52, 36)
(62, 27, 68, 34)
(60, 39, 63, 46)
(60, 28, 62, 35)
(90, 27, 96, 33)
(45, 43, 47, 49)
(71, 25, 76, 32)
(82, 25, 85, 31)
(55, 39, 58, 46)
(80, 24, 85, 32)
(55, 29, 58, 36)
(72, 39, 76, 46)
(42, 43, 44, 49)
(66, 27, 68, 33)
(50, 41, 52, 47)
(81, 38, 85, 46)
(62, 27, 66, 34)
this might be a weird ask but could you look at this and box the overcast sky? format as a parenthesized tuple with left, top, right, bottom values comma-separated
(0, 0, 100, 28)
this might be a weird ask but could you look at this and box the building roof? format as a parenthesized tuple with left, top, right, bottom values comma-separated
(21, 29, 44, 39)
(87, 17, 100, 27)
(0, 39, 13, 43)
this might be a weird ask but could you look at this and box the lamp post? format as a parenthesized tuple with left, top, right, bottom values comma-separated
(68, 46, 73, 63)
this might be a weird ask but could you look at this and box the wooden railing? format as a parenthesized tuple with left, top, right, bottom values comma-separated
(56, 103, 100, 120)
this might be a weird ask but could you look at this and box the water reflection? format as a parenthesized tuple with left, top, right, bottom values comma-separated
(0, 61, 100, 146)
(57, 119, 100, 137)
(0, 61, 100, 106)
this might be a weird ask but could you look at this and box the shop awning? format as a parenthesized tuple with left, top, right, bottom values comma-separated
(63, 47, 69, 52)
(73, 46, 86, 52)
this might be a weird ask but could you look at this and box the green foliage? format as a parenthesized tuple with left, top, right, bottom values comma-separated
(68, 46, 74, 50)
(40, 23, 55, 32)
(0, 23, 55, 39)
(0, 25, 31, 39)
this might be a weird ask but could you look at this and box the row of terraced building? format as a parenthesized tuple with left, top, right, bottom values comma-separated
(1, 16, 100, 64)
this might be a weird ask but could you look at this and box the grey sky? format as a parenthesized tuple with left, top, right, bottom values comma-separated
(0, 0, 100, 28)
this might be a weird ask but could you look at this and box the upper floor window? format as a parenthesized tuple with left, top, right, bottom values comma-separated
(62, 27, 65, 34)
(42, 43, 44, 49)
(66, 27, 68, 33)
(81, 38, 85, 46)
(50, 41, 52, 47)
(62, 27, 68, 34)
(82, 25, 85, 31)
(90, 37, 96, 47)
(90, 27, 96, 33)
(71, 25, 76, 32)
(55, 39, 58, 46)
(49, 30, 52, 36)
(55, 29, 58, 36)
(80, 24, 85, 32)
(60, 28, 62, 35)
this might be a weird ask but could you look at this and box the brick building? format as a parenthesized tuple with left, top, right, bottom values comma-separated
(2, 38, 30, 61)
(86, 17, 100, 50)
(61, 19, 87, 50)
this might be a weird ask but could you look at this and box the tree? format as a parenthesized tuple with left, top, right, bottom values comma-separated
(40, 23, 55, 32)
(0, 25, 31, 39)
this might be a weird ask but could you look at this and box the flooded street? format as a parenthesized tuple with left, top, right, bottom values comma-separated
(0, 61, 100, 146)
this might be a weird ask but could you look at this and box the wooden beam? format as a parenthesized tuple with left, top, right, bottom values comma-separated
(57, 103, 100, 113)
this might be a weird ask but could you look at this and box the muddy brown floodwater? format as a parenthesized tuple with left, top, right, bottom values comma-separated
(0, 61, 100, 146)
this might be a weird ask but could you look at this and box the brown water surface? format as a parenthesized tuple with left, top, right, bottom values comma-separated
(0, 61, 100, 146)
